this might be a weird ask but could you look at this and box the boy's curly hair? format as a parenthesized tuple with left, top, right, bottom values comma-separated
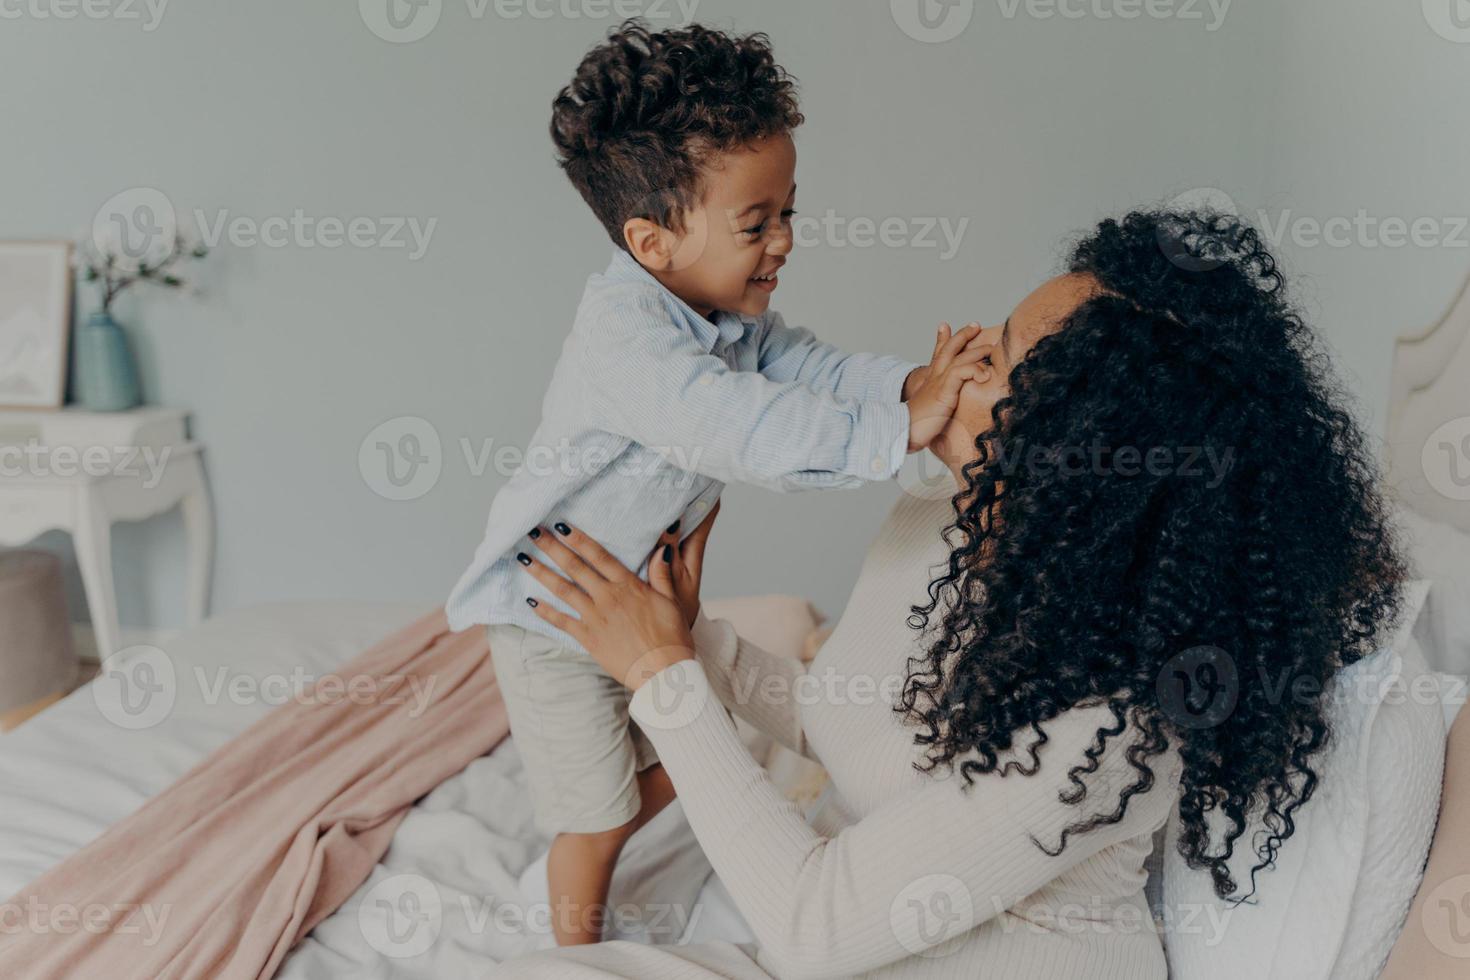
(550, 19, 804, 246)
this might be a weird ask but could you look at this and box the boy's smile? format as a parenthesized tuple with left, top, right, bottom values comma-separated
(627, 133, 798, 320)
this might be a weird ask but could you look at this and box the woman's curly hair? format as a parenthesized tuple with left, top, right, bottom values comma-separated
(898, 209, 1408, 902)
(550, 19, 803, 245)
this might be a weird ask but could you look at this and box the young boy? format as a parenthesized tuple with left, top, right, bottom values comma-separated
(445, 19, 986, 947)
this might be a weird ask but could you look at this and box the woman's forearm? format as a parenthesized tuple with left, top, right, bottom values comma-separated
(630, 662, 1177, 980)
(690, 610, 817, 761)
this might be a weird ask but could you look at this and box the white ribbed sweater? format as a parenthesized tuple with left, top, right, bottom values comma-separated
(511, 492, 1183, 980)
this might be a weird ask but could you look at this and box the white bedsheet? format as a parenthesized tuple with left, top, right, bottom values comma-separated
(0, 601, 749, 977)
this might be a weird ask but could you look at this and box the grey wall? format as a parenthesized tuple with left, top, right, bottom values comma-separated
(4, 0, 1459, 634)
(1258, 0, 1470, 437)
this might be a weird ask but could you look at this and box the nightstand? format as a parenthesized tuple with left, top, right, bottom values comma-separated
(0, 407, 214, 658)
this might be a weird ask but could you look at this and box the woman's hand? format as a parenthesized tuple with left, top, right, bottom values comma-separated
(650, 501, 720, 628)
(519, 504, 720, 692)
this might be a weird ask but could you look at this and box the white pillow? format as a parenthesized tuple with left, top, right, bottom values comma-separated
(1159, 581, 1446, 980)
(1397, 508, 1470, 675)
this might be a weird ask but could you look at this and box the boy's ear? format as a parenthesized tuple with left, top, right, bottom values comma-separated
(623, 218, 678, 271)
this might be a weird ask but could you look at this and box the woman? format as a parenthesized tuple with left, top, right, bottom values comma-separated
(505, 210, 1407, 978)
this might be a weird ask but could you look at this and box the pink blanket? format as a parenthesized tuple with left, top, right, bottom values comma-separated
(0, 610, 508, 980)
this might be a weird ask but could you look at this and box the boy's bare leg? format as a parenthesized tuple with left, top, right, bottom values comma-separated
(545, 763, 677, 946)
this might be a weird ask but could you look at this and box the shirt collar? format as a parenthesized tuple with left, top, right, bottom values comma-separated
(605, 249, 754, 352)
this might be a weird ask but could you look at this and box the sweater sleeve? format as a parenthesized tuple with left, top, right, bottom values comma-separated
(630, 659, 1179, 980)
(689, 609, 817, 762)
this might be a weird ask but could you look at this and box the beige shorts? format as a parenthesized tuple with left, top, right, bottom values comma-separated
(487, 623, 660, 836)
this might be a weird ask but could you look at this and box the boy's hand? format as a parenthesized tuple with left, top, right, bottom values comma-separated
(902, 322, 985, 401)
(905, 323, 991, 453)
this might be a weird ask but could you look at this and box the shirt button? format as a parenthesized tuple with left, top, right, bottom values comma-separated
(871, 456, 886, 473)
(694, 500, 709, 512)
(699, 374, 714, 386)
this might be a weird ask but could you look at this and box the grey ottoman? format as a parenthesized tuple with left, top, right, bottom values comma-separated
(0, 550, 78, 719)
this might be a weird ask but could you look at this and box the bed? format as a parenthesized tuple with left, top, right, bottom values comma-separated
(2, 272, 1468, 978)
(0, 596, 820, 975)
(1386, 267, 1470, 678)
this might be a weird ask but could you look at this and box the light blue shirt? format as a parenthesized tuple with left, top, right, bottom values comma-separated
(445, 249, 918, 647)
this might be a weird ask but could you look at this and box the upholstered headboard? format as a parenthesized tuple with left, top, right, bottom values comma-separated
(1387, 269, 1470, 532)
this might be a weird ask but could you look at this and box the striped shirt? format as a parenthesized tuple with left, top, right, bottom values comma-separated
(445, 248, 917, 647)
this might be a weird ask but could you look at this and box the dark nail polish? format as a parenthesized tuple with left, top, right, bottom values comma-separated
(528, 528, 541, 540)
(662, 544, 673, 563)
(666, 520, 680, 535)
(554, 522, 572, 536)
(517, 552, 532, 566)
(526, 597, 539, 608)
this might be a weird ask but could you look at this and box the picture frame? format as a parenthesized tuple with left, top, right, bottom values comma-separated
(0, 240, 73, 409)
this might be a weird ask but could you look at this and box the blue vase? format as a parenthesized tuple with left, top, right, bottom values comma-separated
(75, 312, 143, 411)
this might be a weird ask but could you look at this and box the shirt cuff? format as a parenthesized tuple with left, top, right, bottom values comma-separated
(883, 360, 924, 404)
(845, 400, 910, 480)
